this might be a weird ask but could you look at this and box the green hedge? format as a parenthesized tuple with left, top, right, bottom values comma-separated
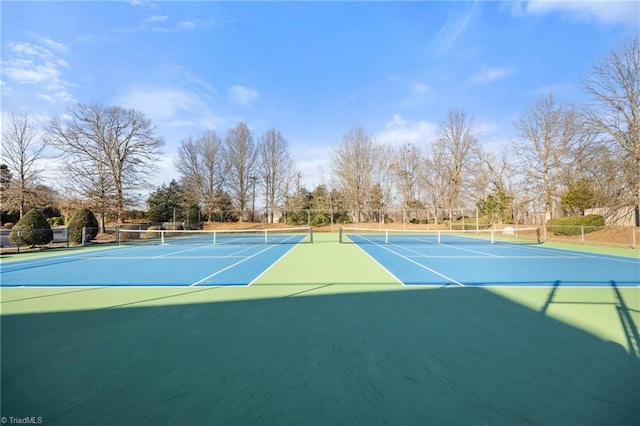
(68, 208, 99, 244)
(9, 209, 54, 246)
(546, 214, 605, 236)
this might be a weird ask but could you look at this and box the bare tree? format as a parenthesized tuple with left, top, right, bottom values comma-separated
(175, 130, 226, 222)
(429, 110, 479, 211)
(374, 143, 395, 221)
(583, 37, 640, 224)
(224, 122, 258, 220)
(512, 93, 584, 219)
(1, 113, 46, 218)
(331, 127, 378, 223)
(258, 128, 296, 223)
(61, 150, 115, 231)
(47, 103, 165, 223)
(390, 143, 423, 210)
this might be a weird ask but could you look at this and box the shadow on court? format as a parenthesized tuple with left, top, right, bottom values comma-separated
(2, 288, 639, 425)
(541, 280, 640, 360)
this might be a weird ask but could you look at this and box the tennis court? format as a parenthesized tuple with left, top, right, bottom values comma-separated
(1, 228, 639, 425)
(0, 227, 312, 287)
(340, 227, 640, 287)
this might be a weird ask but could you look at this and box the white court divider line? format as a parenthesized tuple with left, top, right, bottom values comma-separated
(247, 235, 306, 286)
(500, 243, 640, 264)
(355, 244, 405, 286)
(392, 242, 501, 259)
(190, 245, 277, 287)
(155, 243, 257, 259)
(440, 244, 503, 258)
(356, 235, 464, 287)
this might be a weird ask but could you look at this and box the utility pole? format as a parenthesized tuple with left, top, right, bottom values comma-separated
(264, 175, 269, 224)
(251, 175, 258, 222)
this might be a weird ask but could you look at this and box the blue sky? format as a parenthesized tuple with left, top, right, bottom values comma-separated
(1, 1, 638, 190)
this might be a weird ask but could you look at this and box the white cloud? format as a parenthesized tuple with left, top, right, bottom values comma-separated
(291, 145, 332, 189)
(472, 67, 512, 84)
(1, 37, 75, 104)
(149, 17, 215, 33)
(432, 2, 480, 55)
(118, 86, 222, 128)
(227, 85, 259, 106)
(522, 1, 639, 26)
(377, 114, 438, 147)
(386, 114, 407, 128)
(36, 36, 70, 54)
(145, 15, 168, 23)
(177, 21, 197, 30)
(414, 82, 431, 94)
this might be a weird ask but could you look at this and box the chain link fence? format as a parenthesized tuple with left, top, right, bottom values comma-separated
(1, 215, 639, 252)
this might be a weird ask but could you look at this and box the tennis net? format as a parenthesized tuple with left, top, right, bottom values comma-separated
(339, 227, 541, 245)
(117, 226, 313, 246)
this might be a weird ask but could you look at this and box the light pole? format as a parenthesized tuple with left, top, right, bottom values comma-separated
(250, 175, 258, 222)
(264, 174, 269, 224)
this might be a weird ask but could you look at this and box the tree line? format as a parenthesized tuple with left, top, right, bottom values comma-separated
(1, 37, 638, 228)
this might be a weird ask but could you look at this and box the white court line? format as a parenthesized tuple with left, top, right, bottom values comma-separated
(439, 244, 502, 257)
(404, 255, 580, 260)
(349, 242, 405, 286)
(393, 242, 501, 259)
(355, 236, 464, 287)
(1, 245, 145, 272)
(155, 243, 257, 259)
(190, 245, 277, 286)
(247, 235, 301, 286)
(498, 243, 640, 264)
(79, 256, 250, 260)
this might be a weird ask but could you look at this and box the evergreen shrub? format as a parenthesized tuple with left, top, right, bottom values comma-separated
(68, 208, 100, 244)
(546, 214, 605, 236)
(9, 209, 53, 246)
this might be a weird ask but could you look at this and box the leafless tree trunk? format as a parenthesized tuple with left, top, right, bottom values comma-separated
(1, 113, 46, 218)
(583, 36, 640, 225)
(429, 110, 479, 211)
(224, 122, 258, 221)
(258, 129, 295, 224)
(374, 144, 395, 222)
(61, 151, 115, 231)
(331, 127, 378, 223)
(47, 103, 165, 223)
(390, 143, 422, 211)
(512, 93, 583, 219)
(175, 130, 226, 222)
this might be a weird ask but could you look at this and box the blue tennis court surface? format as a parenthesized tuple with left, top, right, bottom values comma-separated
(348, 235, 640, 287)
(0, 241, 300, 287)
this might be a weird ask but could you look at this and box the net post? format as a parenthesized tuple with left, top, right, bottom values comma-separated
(437, 231, 441, 244)
(339, 227, 343, 243)
(264, 229, 268, 244)
(536, 227, 541, 244)
(385, 230, 389, 244)
(490, 230, 495, 244)
(309, 226, 314, 243)
(213, 231, 217, 245)
(161, 230, 166, 245)
(116, 227, 120, 245)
